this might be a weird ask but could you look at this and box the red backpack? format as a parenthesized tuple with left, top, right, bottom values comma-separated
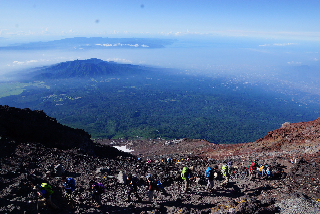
(249, 162, 256, 171)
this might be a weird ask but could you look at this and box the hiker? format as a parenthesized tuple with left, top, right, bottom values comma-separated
(266, 166, 273, 179)
(155, 178, 170, 197)
(181, 166, 193, 193)
(248, 160, 257, 180)
(259, 164, 266, 178)
(205, 166, 215, 192)
(146, 175, 158, 202)
(126, 173, 141, 201)
(62, 177, 76, 207)
(89, 180, 105, 206)
(33, 182, 58, 209)
(167, 157, 172, 165)
(227, 161, 232, 169)
(221, 164, 230, 186)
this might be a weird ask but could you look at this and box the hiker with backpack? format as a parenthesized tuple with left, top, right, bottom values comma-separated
(248, 160, 257, 180)
(62, 177, 76, 207)
(126, 173, 142, 202)
(259, 164, 266, 178)
(221, 164, 230, 186)
(181, 166, 193, 193)
(89, 180, 105, 206)
(146, 174, 170, 202)
(32, 182, 58, 210)
(266, 166, 273, 179)
(205, 166, 216, 192)
(146, 175, 158, 202)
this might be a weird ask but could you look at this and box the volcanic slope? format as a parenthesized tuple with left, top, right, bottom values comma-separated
(1, 106, 320, 213)
(30, 58, 152, 80)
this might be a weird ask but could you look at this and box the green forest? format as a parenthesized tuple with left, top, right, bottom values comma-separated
(1, 72, 319, 144)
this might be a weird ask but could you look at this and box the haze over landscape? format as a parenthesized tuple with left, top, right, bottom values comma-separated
(1, 0, 320, 143)
(2, 1, 320, 213)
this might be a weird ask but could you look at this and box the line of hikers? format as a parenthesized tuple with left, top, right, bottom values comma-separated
(31, 159, 277, 210)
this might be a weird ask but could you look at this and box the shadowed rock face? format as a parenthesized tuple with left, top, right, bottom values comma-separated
(0, 105, 93, 152)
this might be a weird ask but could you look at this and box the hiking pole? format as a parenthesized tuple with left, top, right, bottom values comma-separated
(34, 184, 39, 213)
(36, 193, 39, 213)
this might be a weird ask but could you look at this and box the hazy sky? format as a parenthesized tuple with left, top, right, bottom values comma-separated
(1, 0, 320, 41)
(1, 0, 320, 76)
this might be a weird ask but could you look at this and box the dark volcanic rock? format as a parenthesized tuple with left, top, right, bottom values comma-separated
(1, 106, 320, 213)
(0, 105, 93, 153)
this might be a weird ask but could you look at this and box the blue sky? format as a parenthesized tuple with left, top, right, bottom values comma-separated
(0, 0, 319, 76)
(1, 0, 320, 41)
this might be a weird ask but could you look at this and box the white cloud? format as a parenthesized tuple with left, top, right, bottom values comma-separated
(314, 58, 319, 61)
(95, 43, 144, 48)
(259, 43, 297, 47)
(106, 58, 132, 63)
(11, 59, 41, 66)
(13, 61, 24, 65)
(287, 61, 302, 64)
(26, 60, 38, 64)
(273, 43, 297, 46)
(0, 29, 7, 36)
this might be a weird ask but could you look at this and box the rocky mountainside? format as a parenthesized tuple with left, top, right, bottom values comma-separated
(1, 106, 320, 213)
(0, 105, 128, 158)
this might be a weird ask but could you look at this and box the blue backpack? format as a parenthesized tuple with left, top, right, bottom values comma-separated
(157, 180, 163, 189)
(205, 167, 213, 178)
(65, 178, 76, 192)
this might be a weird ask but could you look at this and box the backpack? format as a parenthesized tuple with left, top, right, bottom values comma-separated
(148, 178, 158, 191)
(65, 178, 76, 192)
(250, 162, 256, 171)
(221, 165, 229, 177)
(157, 180, 163, 189)
(205, 167, 213, 178)
(93, 182, 105, 194)
(40, 183, 54, 197)
(259, 165, 264, 172)
(181, 167, 189, 180)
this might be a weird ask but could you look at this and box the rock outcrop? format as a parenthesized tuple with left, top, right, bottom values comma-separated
(0, 105, 94, 154)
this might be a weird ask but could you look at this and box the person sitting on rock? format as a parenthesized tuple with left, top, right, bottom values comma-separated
(62, 176, 76, 208)
(89, 180, 105, 206)
(126, 173, 141, 202)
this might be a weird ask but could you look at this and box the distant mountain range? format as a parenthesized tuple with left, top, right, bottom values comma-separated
(31, 58, 153, 79)
(0, 37, 176, 50)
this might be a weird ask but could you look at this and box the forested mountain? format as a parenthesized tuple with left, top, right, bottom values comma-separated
(0, 59, 319, 144)
(31, 58, 151, 80)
